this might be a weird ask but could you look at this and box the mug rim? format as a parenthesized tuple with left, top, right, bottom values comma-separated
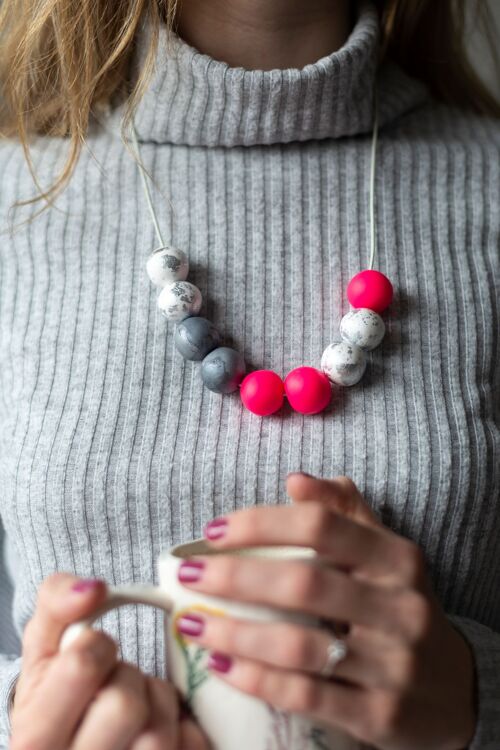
(160, 538, 318, 561)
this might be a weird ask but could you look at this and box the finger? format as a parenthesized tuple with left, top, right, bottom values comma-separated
(205, 650, 373, 742)
(177, 554, 416, 636)
(132, 679, 212, 750)
(148, 676, 179, 725)
(12, 630, 117, 750)
(202, 501, 423, 587)
(130, 677, 179, 750)
(178, 717, 213, 750)
(22, 573, 107, 668)
(286, 474, 382, 528)
(175, 610, 415, 691)
(72, 663, 150, 750)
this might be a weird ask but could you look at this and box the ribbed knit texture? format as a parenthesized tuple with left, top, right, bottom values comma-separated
(0, 2, 499, 746)
(0, 525, 18, 656)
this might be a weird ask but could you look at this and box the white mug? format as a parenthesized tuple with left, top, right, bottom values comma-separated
(61, 539, 362, 750)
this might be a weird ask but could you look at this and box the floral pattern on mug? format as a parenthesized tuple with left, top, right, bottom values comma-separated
(309, 726, 331, 750)
(265, 704, 330, 750)
(172, 604, 227, 702)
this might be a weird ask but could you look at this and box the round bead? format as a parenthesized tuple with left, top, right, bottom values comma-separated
(284, 367, 331, 415)
(240, 370, 284, 416)
(174, 317, 221, 361)
(157, 281, 202, 322)
(321, 342, 366, 386)
(340, 308, 385, 351)
(201, 347, 246, 394)
(347, 270, 393, 313)
(146, 246, 189, 287)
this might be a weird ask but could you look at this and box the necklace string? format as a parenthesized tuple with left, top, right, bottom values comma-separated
(368, 86, 379, 271)
(129, 84, 380, 269)
(131, 124, 166, 248)
(131, 79, 391, 416)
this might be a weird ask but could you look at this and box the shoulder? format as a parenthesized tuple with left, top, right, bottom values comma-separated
(380, 100, 500, 218)
(0, 134, 69, 199)
(383, 98, 500, 154)
(0, 126, 126, 232)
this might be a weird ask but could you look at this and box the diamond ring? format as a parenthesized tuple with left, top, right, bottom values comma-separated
(319, 636, 348, 678)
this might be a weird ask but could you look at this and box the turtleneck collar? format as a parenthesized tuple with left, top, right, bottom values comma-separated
(109, 0, 428, 146)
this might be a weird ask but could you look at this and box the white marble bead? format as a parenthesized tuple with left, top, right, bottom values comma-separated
(146, 246, 189, 287)
(158, 281, 202, 322)
(321, 342, 366, 386)
(340, 308, 385, 351)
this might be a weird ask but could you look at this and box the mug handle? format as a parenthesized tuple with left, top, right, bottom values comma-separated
(60, 585, 173, 651)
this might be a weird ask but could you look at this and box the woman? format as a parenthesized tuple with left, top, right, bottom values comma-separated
(0, 0, 499, 747)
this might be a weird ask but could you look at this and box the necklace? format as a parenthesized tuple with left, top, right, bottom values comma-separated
(130, 86, 393, 417)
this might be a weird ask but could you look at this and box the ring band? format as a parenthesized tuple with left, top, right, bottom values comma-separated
(320, 635, 348, 678)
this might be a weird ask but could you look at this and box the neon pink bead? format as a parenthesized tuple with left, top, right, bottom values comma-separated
(284, 367, 331, 415)
(347, 270, 393, 313)
(240, 370, 284, 416)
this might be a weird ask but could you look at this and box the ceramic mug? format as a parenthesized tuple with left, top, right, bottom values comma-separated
(61, 539, 362, 750)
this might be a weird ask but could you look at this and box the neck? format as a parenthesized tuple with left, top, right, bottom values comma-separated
(173, 0, 354, 70)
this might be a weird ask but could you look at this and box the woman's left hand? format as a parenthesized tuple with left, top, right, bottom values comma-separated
(175, 473, 477, 750)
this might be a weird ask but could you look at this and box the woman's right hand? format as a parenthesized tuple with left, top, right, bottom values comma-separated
(10, 574, 210, 750)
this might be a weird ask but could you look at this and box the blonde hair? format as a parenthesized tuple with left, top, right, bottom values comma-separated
(0, 0, 499, 207)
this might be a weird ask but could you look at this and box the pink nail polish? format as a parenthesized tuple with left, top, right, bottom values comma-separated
(204, 517, 228, 540)
(71, 579, 101, 593)
(207, 651, 232, 673)
(176, 613, 205, 637)
(178, 560, 205, 583)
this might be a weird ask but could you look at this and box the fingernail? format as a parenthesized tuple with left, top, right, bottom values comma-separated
(287, 471, 314, 479)
(178, 559, 205, 583)
(207, 651, 232, 673)
(71, 579, 101, 593)
(176, 613, 205, 637)
(204, 517, 228, 540)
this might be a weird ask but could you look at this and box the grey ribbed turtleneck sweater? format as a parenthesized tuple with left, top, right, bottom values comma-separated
(0, 2, 499, 747)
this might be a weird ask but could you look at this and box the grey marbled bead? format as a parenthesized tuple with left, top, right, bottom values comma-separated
(340, 307, 385, 351)
(146, 245, 189, 287)
(321, 341, 366, 386)
(200, 347, 246, 394)
(157, 281, 202, 322)
(174, 317, 221, 361)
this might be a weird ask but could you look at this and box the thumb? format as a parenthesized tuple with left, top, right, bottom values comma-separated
(286, 473, 382, 529)
(22, 573, 107, 669)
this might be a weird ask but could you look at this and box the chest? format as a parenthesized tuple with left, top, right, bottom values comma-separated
(0, 137, 498, 621)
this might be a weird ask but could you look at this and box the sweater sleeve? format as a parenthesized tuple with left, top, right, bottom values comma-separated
(0, 656, 21, 748)
(0, 523, 21, 747)
(448, 614, 500, 749)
